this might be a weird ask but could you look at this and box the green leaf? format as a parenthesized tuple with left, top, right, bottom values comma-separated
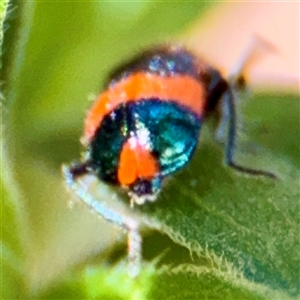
(2, 1, 299, 299)
(0, 174, 28, 299)
(0, 0, 9, 68)
(141, 93, 300, 299)
(1, 2, 30, 299)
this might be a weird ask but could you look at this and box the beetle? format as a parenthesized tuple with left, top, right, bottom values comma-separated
(63, 43, 276, 277)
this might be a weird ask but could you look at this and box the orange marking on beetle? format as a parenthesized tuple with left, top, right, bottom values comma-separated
(118, 137, 158, 186)
(84, 72, 206, 142)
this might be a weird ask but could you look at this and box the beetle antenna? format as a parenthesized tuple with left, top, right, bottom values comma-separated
(229, 34, 278, 90)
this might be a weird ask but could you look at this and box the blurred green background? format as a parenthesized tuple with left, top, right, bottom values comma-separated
(2, 1, 299, 299)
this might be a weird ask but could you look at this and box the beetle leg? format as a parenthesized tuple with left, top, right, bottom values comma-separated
(62, 163, 142, 277)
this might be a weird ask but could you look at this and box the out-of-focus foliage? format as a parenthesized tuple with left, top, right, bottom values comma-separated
(2, 1, 299, 299)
